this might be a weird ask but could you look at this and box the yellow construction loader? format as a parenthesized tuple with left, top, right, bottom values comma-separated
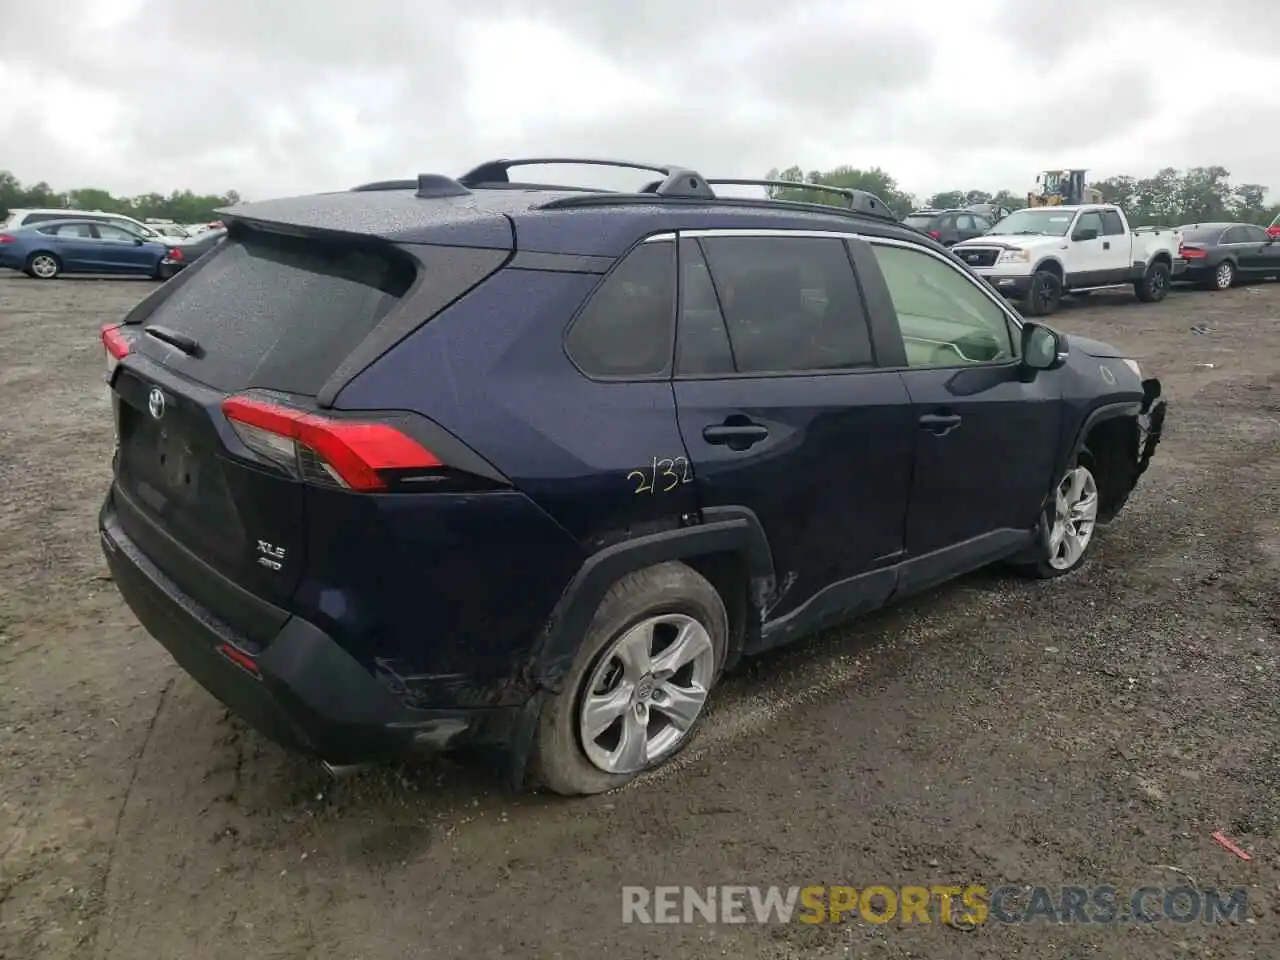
(1028, 169, 1102, 206)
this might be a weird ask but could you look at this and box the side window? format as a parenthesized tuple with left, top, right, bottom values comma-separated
(675, 241, 735, 376)
(1075, 211, 1104, 237)
(564, 240, 675, 379)
(95, 224, 136, 242)
(871, 243, 1015, 368)
(698, 235, 875, 374)
(1100, 211, 1126, 236)
(954, 214, 977, 231)
(972, 216, 992, 233)
(1241, 225, 1269, 242)
(1221, 226, 1246, 244)
(53, 223, 94, 238)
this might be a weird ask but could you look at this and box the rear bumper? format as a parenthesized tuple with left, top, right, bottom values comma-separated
(99, 492, 523, 765)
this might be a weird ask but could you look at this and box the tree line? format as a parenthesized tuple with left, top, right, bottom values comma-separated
(0, 170, 240, 223)
(4, 163, 1276, 228)
(764, 164, 1278, 227)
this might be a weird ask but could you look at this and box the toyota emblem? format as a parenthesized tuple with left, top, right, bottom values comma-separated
(148, 387, 166, 420)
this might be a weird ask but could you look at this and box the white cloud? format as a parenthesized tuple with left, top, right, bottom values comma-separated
(0, 0, 1275, 203)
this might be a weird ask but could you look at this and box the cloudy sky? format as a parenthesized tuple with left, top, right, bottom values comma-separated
(1, 0, 1276, 204)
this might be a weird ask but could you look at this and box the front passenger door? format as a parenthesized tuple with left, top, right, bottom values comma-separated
(864, 240, 1063, 594)
(91, 223, 157, 273)
(672, 232, 915, 641)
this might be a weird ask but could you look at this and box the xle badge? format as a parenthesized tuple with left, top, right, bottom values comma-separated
(256, 540, 286, 571)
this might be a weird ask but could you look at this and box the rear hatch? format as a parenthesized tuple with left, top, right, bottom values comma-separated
(106, 227, 435, 642)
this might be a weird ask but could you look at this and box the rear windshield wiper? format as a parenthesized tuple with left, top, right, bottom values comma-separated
(145, 324, 202, 357)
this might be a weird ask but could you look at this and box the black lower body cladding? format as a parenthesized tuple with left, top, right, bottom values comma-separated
(99, 491, 522, 765)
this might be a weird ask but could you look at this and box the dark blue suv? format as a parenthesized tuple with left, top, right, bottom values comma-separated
(98, 158, 1167, 795)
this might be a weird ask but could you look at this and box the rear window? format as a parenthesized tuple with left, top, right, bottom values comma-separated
(136, 231, 416, 395)
(1178, 226, 1224, 243)
(903, 215, 936, 230)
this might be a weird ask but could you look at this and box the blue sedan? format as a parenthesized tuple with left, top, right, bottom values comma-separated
(0, 218, 175, 280)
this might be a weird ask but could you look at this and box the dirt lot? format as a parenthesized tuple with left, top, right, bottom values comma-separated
(1, 272, 1277, 960)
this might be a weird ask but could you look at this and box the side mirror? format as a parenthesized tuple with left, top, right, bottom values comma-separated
(1022, 321, 1067, 372)
(1072, 228, 1099, 242)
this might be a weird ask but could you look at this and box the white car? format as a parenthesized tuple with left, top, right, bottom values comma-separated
(1, 208, 189, 243)
(952, 204, 1185, 316)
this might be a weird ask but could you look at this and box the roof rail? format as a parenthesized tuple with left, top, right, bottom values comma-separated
(457, 157, 715, 200)
(704, 179, 896, 221)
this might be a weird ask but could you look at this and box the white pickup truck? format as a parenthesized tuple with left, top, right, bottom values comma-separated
(951, 204, 1184, 316)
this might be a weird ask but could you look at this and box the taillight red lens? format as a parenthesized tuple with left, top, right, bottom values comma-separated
(928, 231, 941, 240)
(1179, 244, 1207, 259)
(102, 323, 130, 378)
(0, 234, 15, 244)
(167, 247, 184, 261)
(221, 395, 441, 492)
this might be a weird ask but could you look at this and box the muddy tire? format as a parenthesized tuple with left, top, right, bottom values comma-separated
(529, 562, 728, 796)
(1135, 260, 1171, 302)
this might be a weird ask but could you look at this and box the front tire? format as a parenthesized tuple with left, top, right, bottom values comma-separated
(1022, 269, 1062, 317)
(1021, 457, 1100, 579)
(530, 562, 728, 796)
(1135, 260, 1171, 302)
(25, 252, 61, 279)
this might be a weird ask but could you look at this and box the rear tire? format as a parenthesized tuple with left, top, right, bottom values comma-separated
(1022, 269, 1062, 317)
(1211, 260, 1235, 291)
(1135, 260, 1171, 302)
(529, 562, 728, 796)
(25, 252, 61, 279)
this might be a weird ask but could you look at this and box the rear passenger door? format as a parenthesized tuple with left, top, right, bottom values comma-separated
(672, 230, 915, 641)
(43, 222, 97, 269)
(862, 238, 1062, 593)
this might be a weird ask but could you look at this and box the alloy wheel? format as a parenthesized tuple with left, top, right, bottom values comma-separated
(578, 612, 716, 774)
(30, 255, 58, 279)
(1048, 466, 1099, 571)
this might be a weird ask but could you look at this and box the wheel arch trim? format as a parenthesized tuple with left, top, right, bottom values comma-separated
(529, 507, 775, 694)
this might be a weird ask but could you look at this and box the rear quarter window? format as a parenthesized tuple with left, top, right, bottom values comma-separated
(564, 240, 676, 379)
(135, 231, 416, 396)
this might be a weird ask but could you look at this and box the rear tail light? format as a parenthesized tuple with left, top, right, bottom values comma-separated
(167, 247, 184, 261)
(0, 234, 15, 244)
(102, 323, 130, 378)
(928, 231, 941, 240)
(1179, 244, 1207, 259)
(221, 395, 442, 492)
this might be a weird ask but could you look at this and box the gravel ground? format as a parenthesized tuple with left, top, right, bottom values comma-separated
(0, 272, 1277, 960)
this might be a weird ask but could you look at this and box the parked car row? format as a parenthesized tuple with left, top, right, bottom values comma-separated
(0, 210, 226, 280)
(902, 199, 1279, 316)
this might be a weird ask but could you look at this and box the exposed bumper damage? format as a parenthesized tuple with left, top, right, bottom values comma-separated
(1136, 377, 1166, 478)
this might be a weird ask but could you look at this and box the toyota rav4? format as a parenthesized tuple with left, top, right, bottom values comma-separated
(98, 158, 1167, 795)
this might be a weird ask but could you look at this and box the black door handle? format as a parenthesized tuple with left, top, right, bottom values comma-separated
(1103, 240, 1111, 249)
(919, 413, 962, 436)
(703, 423, 769, 447)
